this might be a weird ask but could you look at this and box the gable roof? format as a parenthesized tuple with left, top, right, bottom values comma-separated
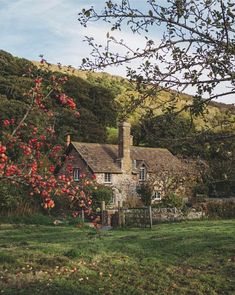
(71, 142, 189, 174)
(71, 142, 122, 173)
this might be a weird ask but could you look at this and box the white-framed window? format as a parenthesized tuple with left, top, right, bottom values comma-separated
(73, 168, 80, 181)
(139, 166, 146, 181)
(152, 191, 161, 201)
(104, 172, 112, 183)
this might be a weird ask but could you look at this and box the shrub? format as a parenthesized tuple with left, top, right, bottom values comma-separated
(205, 201, 235, 219)
(136, 182, 153, 206)
(91, 185, 113, 210)
(193, 183, 209, 196)
(160, 192, 184, 209)
(123, 196, 143, 208)
(0, 181, 40, 216)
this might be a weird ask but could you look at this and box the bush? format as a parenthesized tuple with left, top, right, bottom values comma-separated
(205, 201, 235, 219)
(160, 192, 184, 209)
(136, 183, 152, 206)
(193, 183, 209, 196)
(91, 185, 113, 210)
(123, 196, 143, 208)
(0, 181, 40, 216)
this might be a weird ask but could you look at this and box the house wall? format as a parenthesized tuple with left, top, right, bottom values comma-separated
(58, 147, 92, 178)
(58, 148, 198, 208)
(58, 148, 140, 207)
(95, 172, 139, 207)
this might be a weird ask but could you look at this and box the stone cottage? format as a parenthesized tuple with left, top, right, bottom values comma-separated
(57, 122, 198, 207)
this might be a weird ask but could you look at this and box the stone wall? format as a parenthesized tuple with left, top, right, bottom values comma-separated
(58, 147, 92, 178)
(151, 207, 204, 222)
(95, 172, 138, 207)
(105, 207, 204, 227)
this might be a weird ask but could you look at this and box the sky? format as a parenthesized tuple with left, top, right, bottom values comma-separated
(0, 0, 234, 105)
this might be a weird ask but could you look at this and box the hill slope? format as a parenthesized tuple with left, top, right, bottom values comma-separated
(1, 50, 235, 145)
(32, 59, 235, 133)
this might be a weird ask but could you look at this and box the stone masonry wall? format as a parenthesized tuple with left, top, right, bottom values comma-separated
(58, 148, 92, 178)
(95, 172, 138, 207)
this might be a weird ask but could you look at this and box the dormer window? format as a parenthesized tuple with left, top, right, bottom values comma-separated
(139, 166, 146, 181)
(73, 168, 80, 181)
(104, 173, 112, 183)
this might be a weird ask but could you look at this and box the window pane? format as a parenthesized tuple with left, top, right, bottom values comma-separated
(139, 167, 146, 181)
(104, 173, 112, 183)
(73, 168, 80, 181)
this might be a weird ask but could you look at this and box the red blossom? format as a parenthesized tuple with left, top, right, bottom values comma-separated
(0, 145, 6, 153)
(34, 78, 43, 85)
(72, 211, 79, 218)
(5, 165, 19, 177)
(3, 119, 10, 126)
(0, 63, 91, 213)
(75, 111, 80, 118)
(49, 165, 55, 173)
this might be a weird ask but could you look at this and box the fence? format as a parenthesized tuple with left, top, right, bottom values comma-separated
(101, 202, 204, 228)
(118, 207, 153, 228)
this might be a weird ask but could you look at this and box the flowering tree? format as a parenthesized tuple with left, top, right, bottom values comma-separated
(0, 60, 93, 212)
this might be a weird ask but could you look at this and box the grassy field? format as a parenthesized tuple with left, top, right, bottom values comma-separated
(0, 220, 234, 295)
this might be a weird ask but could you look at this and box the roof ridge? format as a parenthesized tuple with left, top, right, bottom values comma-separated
(71, 141, 169, 151)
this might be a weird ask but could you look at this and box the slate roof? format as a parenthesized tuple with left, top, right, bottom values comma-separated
(71, 142, 189, 174)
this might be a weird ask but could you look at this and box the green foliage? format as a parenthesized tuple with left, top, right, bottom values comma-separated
(193, 183, 209, 196)
(62, 71, 119, 128)
(0, 181, 40, 216)
(0, 49, 234, 213)
(0, 213, 53, 225)
(0, 50, 37, 76)
(91, 185, 113, 209)
(0, 50, 118, 148)
(160, 192, 184, 209)
(132, 113, 196, 155)
(205, 201, 235, 219)
(54, 107, 106, 145)
(209, 180, 235, 198)
(77, 108, 107, 143)
(133, 112, 235, 198)
(106, 127, 118, 144)
(136, 182, 153, 206)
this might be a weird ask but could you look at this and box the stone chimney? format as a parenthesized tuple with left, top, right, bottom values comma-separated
(118, 121, 132, 172)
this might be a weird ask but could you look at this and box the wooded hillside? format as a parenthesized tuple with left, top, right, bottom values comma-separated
(0, 50, 234, 197)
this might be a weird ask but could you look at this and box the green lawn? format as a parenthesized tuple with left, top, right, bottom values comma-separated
(0, 220, 234, 295)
